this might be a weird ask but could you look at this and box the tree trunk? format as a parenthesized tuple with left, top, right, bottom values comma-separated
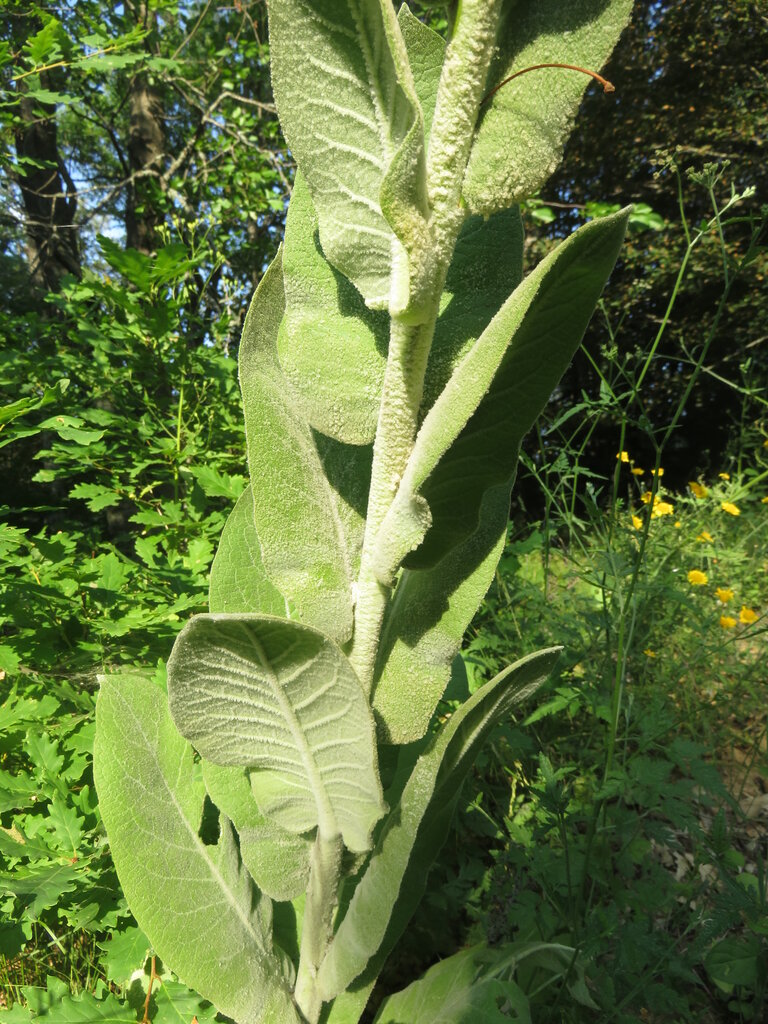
(14, 80, 81, 292)
(125, 4, 165, 254)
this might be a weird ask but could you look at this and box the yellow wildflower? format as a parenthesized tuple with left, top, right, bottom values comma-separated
(696, 531, 714, 543)
(721, 501, 740, 516)
(674, 521, 682, 529)
(715, 587, 734, 604)
(687, 570, 708, 586)
(762, 496, 768, 504)
(719, 472, 730, 481)
(719, 615, 737, 629)
(688, 481, 708, 498)
(651, 467, 665, 477)
(641, 490, 654, 504)
(617, 451, 630, 463)
(631, 467, 644, 476)
(763, 439, 768, 448)
(651, 501, 674, 517)
(739, 606, 758, 624)
(631, 515, 643, 530)
(643, 649, 656, 658)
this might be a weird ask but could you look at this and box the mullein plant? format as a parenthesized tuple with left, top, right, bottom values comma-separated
(93, 2, 634, 1021)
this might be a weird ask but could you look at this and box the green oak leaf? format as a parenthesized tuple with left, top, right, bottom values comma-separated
(239, 249, 355, 644)
(93, 674, 299, 1024)
(463, 0, 634, 215)
(166, 615, 386, 853)
(316, 648, 560, 1003)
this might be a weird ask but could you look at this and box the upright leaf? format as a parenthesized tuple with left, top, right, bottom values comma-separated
(277, 174, 387, 445)
(268, 0, 431, 315)
(316, 649, 560, 1002)
(463, 0, 634, 215)
(371, 486, 508, 744)
(397, 5, 444, 145)
(93, 675, 299, 1024)
(373, 208, 629, 580)
(240, 249, 354, 644)
(208, 486, 287, 617)
(167, 614, 386, 853)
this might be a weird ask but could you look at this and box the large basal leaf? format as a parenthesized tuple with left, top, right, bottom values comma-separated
(268, 0, 431, 316)
(93, 675, 300, 1024)
(316, 648, 560, 1002)
(371, 485, 508, 744)
(463, 0, 634, 215)
(277, 173, 387, 445)
(208, 486, 287, 617)
(239, 249, 355, 644)
(373, 209, 629, 580)
(166, 614, 386, 853)
(202, 760, 312, 903)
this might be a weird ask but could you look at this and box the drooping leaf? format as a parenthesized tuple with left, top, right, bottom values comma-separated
(202, 760, 311, 903)
(463, 0, 634, 215)
(208, 486, 287, 617)
(317, 648, 560, 1002)
(372, 943, 530, 1024)
(277, 173, 387, 445)
(93, 674, 300, 1024)
(268, 0, 431, 316)
(239, 249, 355, 644)
(372, 485, 508, 744)
(373, 208, 630, 579)
(167, 615, 386, 853)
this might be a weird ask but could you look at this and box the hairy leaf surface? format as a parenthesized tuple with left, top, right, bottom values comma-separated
(167, 614, 386, 852)
(374, 209, 629, 580)
(372, 486, 508, 744)
(317, 648, 560, 1001)
(278, 174, 387, 444)
(463, 0, 634, 215)
(93, 675, 299, 1024)
(240, 249, 354, 643)
(268, 0, 430, 315)
(209, 486, 286, 617)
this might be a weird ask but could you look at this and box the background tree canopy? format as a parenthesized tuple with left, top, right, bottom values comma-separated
(2, 0, 765, 539)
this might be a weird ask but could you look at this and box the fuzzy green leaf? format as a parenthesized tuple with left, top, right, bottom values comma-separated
(317, 648, 560, 1002)
(374, 208, 630, 579)
(373, 943, 529, 1023)
(277, 173, 387, 445)
(372, 486, 508, 744)
(208, 486, 287, 617)
(93, 674, 299, 1024)
(397, 5, 444, 145)
(463, 0, 634, 215)
(268, 0, 431, 315)
(239, 249, 355, 644)
(202, 760, 312, 903)
(167, 615, 386, 853)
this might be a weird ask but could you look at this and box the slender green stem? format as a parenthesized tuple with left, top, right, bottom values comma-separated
(294, 832, 343, 1024)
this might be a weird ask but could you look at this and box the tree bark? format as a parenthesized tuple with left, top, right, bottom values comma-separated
(14, 79, 81, 292)
(126, 3, 165, 253)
